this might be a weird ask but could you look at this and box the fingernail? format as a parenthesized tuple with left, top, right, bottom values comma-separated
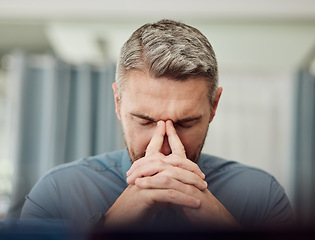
(157, 120, 165, 127)
(166, 120, 174, 128)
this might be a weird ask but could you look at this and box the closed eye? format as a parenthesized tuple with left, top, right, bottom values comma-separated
(175, 118, 201, 129)
(139, 120, 155, 126)
(175, 122, 194, 129)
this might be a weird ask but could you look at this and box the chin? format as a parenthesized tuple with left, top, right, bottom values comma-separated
(187, 152, 201, 163)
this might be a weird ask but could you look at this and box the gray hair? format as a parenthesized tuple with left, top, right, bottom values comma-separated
(115, 19, 218, 104)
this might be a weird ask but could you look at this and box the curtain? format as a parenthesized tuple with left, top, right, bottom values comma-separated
(6, 52, 123, 219)
(203, 71, 294, 201)
(293, 68, 315, 226)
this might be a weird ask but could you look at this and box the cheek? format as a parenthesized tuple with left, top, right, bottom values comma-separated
(177, 127, 207, 152)
(125, 125, 154, 152)
(178, 132, 197, 151)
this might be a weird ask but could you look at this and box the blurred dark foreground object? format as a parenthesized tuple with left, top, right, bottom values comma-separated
(0, 219, 87, 240)
(1, 220, 315, 240)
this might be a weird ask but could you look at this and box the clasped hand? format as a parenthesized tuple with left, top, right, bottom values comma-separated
(104, 120, 239, 229)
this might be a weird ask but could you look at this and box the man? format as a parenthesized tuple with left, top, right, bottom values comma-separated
(20, 19, 294, 231)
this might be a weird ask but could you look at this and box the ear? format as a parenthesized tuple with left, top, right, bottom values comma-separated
(112, 82, 121, 120)
(209, 87, 223, 123)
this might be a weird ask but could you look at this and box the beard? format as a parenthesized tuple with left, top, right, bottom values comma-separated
(126, 144, 145, 163)
(123, 124, 209, 164)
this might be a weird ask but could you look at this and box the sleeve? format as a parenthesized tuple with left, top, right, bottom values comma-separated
(19, 175, 64, 224)
(261, 177, 295, 228)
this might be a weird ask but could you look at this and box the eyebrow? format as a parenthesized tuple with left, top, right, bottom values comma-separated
(130, 112, 202, 123)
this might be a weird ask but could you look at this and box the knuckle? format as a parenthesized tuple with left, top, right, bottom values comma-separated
(172, 167, 181, 176)
(135, 178, 146, 188)
(188, 185, 198, 194)
(159, 175, 171, 185)
(156, 159, 166, 168)
(167, 189, 177, 199)
(191, 161, 198, 168)
(144, 177, 152, 186)
(167, 154, 180, 162)
(164, 167, 176, 177)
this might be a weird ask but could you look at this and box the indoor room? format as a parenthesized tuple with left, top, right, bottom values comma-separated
(0, 0, 314, 236)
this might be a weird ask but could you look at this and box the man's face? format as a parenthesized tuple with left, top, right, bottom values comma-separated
(113, 70, 220, 163)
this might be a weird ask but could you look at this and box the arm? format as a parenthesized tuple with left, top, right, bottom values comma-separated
(105, 120, 239, 229)
(19, 177, 68, 229)
(261, 177, 295, 228)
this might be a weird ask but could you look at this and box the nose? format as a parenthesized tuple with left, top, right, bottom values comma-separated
(160, 135, 171, 155)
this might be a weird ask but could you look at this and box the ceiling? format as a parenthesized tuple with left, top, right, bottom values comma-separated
(0, 0, 315, 21)
(0, 0, 315, 72)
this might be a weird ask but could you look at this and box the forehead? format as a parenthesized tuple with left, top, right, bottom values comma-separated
(121, 70, 210, 120)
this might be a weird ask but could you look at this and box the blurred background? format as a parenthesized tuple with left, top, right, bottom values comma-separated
(0, 0, 314, 227)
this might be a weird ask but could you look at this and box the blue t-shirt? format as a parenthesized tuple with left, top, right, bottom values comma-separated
(20, 149, 294, 230)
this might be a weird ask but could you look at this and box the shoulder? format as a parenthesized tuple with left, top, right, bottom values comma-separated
(40, 149, 127, 181)
(21, 150, 129, 223)
(198, 153, 294, 227)
(198, 153, 280, 201)
(198, 153, 275, 184)
(29, 150, 128, 195)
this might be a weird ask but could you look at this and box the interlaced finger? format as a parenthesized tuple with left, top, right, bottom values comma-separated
(127, 158, 170, 185)
(163, 154, 205, 179)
